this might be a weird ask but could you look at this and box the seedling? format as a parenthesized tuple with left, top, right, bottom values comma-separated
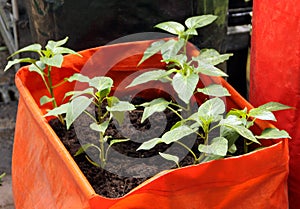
(45, 73, 135, 168)
(4, 37, 81, 124)
(128, 15, 291, 166)
(0, 173, 5, 186)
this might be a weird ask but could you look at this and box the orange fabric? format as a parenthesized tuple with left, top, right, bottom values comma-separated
(13, 40, 289, 209)
(250, 1, 300, 208)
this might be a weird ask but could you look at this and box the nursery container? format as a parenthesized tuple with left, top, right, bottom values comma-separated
(12, 40, 289, 209)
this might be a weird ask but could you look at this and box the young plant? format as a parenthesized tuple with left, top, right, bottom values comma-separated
(45, 73, 135, 168)
(0, 173, 5, 186)
(128, 15, 291, 166)
(4, 37, 81, 124)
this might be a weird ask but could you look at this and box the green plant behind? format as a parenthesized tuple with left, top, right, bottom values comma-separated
(128, 15, 291, 166)
(4, 37, 81, 124)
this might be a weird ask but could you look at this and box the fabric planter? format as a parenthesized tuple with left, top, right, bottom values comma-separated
(250, 0, 300, 208)
(13, 40, 289, 209)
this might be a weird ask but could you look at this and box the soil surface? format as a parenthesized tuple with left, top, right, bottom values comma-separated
(49, 98, 201, 198)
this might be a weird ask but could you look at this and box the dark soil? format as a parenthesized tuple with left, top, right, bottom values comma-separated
(49, 98, 201, 198)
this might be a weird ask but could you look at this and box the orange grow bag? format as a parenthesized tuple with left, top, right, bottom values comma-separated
(12, 40, 289, 209)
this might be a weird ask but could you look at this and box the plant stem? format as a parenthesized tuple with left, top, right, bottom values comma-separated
(99, 132, 106, 168)
(175, 141, 197, 163)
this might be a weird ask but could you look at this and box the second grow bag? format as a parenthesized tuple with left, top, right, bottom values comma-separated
(12, 40, 289, 209)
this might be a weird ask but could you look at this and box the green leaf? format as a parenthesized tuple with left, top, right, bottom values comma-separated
(138, 40, 165, 65)
(109, 138, 130, 146)
(256, 128, 291, 139)
(185, 15, 218, 29)
(107, 101, 135, 112)
(161, 39, 185, 60)
(8, 43, 42, 58)
(66, 96, 94, 129)
(256, 102, 292, 112)
(67, 73, 91, 83)
(194, 49, 233, 66)
(90, 121, 110, 133)
(197, 97, 225, 123)
(74, 143, 100, 156)
(220, 120, 260, 144)
(89, 76, 113, 92)
(52, 46, 80, 56)
(172, 73, 199, 104)
(137, 138, 163, 151)
(64, 88, 94, 101)
(161, 125, 194, 144)
(107, 101, 136, 125)
(4, 58, 36, 71)
(195, 62, 228, 77)
(198, 137, 228, 156)
(140, 98, 170, 123)
(249, 108, 276, 121)
(197, 84, 231, 97)
(40, 95, 54, 106)
(44, 103, 69, 117)
(46, 37, 69, 51)
(159, 152, 179, 167)
(40, 54, 64, 67)
(155, 21, 185, 35)
(126, 70, 170, 88)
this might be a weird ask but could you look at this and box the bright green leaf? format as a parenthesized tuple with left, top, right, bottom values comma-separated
(197, 84, 231, 97)
(137, 138, 162, 151)
(185, 15, 218, 29)
(138, 40, 165, 65)
(40, 54, 64, 68)
(140, 98, 170, 123)
(194, 49, 233, 66)
(8, 44, 42, 59)
(172, 73, 199, 104)
(161, 39, 185, 60)
(195, 62, 228, 77)
(126, 70, 170, 88)
(90, 121, 109, 133)
(161, 125, 194, 144)
(44, 103, 69, 117)
(4, 58, 36, 71)
(256, 128, 291, 139)
(198, 137, 228, 156)
(89, 76, 113, 92)
(198, 97, 225, 123)
(159, 152, 180, 167)
(46, 37, 69, 51)
(155, 21, 185, 35)
(109, 138, 130, 146)
(249, 108, 276, 121)
(66, 96, 94, 129)
(256, 102, 292, 112)
(67, 73, 91, 83)
(40, 95, 54, 106)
